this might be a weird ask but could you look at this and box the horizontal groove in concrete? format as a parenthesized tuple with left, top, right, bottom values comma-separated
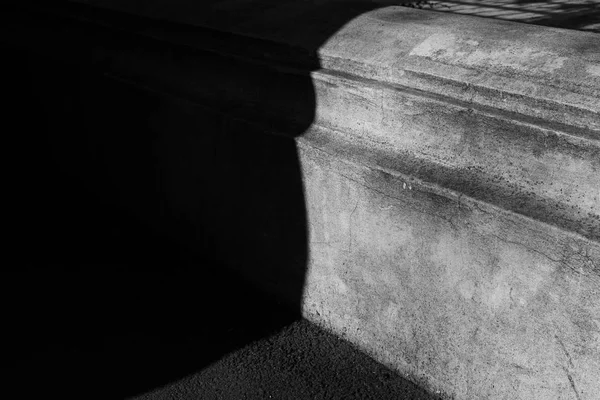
(299, 123, 600, 261)
(315, 8, 600, 134)
(309, 68, 600, 242)
(297, 131, 600, 399)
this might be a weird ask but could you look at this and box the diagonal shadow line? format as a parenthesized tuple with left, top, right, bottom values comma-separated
(526, 9, 600, 29)
(414, 0, 600, 30)
(424, 0, 599, 17)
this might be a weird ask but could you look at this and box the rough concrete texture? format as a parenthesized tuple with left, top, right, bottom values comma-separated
(298, 139, 600, 399)
(5, 1, 599, 399)
(307, 69, 600, 240)
(295, 16, 599, 399)
(316, 7, 600, 133)
(309, 7, 600, 245)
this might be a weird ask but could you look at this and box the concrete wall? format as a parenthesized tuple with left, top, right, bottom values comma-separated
(4, 1, 598, 399)
(299, 138, 600, 399)
(299, 9, 600, 399)
(296, 9, 599, 399)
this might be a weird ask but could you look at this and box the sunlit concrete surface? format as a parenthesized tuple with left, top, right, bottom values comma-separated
(398, 0, 600, 32)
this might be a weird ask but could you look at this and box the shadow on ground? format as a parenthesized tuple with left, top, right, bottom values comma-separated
(3, 1, 438, 399)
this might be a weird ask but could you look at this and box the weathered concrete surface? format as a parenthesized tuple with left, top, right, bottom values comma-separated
(4, 1, 599, 399)
(298, 8, 599, 399)
(299, 138, 600, 399)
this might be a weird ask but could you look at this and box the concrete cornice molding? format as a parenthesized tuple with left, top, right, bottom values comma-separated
(316, 7, 600, 135)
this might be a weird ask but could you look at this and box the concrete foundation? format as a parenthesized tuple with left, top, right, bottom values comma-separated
(4, 1, 598, 399)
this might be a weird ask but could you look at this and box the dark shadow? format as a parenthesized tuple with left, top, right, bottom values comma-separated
(528, 9, 600, 31)
(3, 1, 386, 398)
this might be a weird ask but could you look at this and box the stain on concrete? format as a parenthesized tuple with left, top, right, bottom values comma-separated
(410, 33, 569, 76)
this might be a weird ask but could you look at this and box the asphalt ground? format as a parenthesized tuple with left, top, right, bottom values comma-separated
(132, 319, 440, 400)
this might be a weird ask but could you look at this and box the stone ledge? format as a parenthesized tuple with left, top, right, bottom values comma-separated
(320, 9, 599, 129)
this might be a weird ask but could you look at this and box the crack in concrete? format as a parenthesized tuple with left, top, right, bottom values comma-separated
(564, 367, 582, 400)
(581, 246, 599, 273)
(349, 201, 359, 252)
(336, 171, 459, 233)
(299, 140, 600, 277)
(488, 233, 564, 265)
(555, 334, 575, 370)
(559, 243, 600, 278)
(555, 331, 581, 400)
